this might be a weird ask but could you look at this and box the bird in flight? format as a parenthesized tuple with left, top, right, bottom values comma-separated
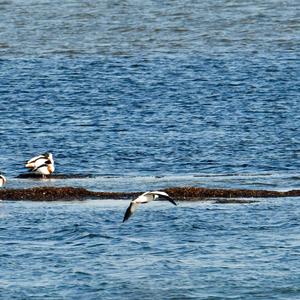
(123, 191, 177, 222)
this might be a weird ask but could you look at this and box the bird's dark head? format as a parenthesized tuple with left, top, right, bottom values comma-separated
(42, 152, 50, 158)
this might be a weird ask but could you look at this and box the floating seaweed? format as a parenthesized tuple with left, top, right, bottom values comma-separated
(0, 186, 300, 201)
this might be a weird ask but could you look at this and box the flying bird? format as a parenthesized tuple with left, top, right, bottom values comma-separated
(0, 174, 6, 187)
(123, 191, 177, 222)
(25, 152, 55, 177)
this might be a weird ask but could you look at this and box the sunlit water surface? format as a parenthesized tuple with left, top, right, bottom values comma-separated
(0, 0, 300, 299)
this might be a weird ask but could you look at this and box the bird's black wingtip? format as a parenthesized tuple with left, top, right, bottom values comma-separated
(159, 194, 177, 206)
(170, 199, 177, 206)
(122, 205, 132, 223)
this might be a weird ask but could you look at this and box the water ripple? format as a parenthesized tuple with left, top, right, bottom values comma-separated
(0, 0, 299, 298)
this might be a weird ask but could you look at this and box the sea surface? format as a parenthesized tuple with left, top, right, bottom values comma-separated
(0, 0, 300, 299)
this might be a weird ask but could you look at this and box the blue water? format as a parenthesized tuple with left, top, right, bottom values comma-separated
(0, 0, 300, 299)
(1, 199, 300, 299)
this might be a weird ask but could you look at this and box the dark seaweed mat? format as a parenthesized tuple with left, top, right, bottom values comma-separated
(1, 186, 300, 201)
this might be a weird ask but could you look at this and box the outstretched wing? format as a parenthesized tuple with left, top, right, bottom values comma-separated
(149, 191, 177, 206)
(123, 201, 139, 222)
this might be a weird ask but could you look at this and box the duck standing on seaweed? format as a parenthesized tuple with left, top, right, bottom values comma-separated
(25, 152, 55, 177)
